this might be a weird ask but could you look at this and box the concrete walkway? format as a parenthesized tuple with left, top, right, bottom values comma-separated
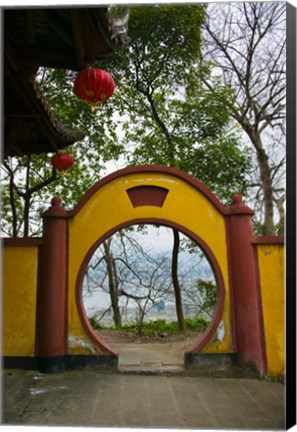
(2, 368, 285, 430)
(115, 342, 185, 373)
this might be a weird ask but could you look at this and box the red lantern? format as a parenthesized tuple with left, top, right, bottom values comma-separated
(51, 152, 74, 175)
(73, 68, 116, 110)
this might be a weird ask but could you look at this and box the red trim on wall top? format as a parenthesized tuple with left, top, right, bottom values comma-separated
(3, 238, 43, 247)
(250, 236, 285, 245)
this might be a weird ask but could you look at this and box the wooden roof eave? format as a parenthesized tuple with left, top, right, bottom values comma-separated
(30, 77, 85, 145)
(4, 67, 85, 158)
(3, 6, 126, 158)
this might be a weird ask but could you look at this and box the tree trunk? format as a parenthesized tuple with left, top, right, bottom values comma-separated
(233, 119, 276, 235)
(8, 171, 18, 237)
(23, 194, 31, 237)
(136, 301, 146, 335)
(103, 240, 122, 327)
(23, 156, 31, 237)
(274, 194, 285, 236)
(249, 131, 275, 235)
(171, 229, 186, 331)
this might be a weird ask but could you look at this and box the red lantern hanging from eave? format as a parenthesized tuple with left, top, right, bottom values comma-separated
(73, 68, 116, 111)
(51, 152, 74, 175)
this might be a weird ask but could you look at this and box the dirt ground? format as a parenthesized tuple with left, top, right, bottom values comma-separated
(97, 328, 204, 351)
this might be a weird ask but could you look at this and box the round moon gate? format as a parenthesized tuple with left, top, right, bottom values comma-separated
(71, 166, 230, 356)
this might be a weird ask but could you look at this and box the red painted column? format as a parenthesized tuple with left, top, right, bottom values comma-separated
(227, 194, 267, 374)
(35, 197, 68, 373)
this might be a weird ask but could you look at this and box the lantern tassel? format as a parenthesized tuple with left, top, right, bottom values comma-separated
(89, 101, 100, 112)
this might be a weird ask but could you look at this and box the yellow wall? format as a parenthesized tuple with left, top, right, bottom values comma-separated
(3, 245, 39, 357)
(68, 171, 233, 355)
(256, 244, 285, 378)
(1, 172, 285, 379)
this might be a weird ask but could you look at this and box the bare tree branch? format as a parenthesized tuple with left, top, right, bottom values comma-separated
(202, 2, 286, 234)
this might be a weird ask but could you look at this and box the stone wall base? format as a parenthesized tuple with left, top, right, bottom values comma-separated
(3, 355, 118, 373)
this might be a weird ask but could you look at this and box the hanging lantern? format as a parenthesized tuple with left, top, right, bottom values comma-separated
(51, 152, 74, 175)
(73, 68, 116, 111)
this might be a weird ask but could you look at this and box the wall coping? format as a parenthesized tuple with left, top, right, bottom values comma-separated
(3, 238, 43, 247)
(251, 236, 285, 245)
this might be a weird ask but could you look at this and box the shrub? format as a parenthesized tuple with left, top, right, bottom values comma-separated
(185, 316, 209, 331)
(89, 316, 103, 330)
(89, 316, 210, 334)
(140, 317, 209, 336)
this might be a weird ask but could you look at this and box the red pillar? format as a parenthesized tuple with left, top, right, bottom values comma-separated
(227, 194, 267, 374)
(35, 197, 68, 373)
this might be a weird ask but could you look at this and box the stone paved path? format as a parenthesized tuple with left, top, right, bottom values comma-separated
(2, 369, 285, 429)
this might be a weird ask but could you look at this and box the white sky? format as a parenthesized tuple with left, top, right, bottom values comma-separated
(2, 0, 292, 6)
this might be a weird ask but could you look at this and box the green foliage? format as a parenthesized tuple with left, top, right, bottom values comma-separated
(196, 279, 217, 314)
(97, 5, 253, 205)
(108, 5, 129, 17)
(141, 319, 179, 336)
(89, 317, 209, 335)
(184, 317, 209, 331)
(89, 316, 103, 330)
(1, 4, 252, 236)
(127, 5, 205, 78)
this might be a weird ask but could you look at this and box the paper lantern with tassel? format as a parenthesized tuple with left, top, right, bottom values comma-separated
(73, 68, 116, 111)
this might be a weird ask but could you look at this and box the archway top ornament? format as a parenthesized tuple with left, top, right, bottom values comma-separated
(67, 165, 253, 217)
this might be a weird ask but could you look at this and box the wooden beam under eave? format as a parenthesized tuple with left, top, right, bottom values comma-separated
(25, 10, 36, 46)
(13, 47, 79, 70)
(70, 9, 86, 71)
(4, 32, 20, 72)
(45, 12, 75, 50)
(4, 115, 33, 157)
(3, 137, 25, 158)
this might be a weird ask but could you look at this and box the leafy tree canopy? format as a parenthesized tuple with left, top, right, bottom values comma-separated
(2, 4, 252, 236)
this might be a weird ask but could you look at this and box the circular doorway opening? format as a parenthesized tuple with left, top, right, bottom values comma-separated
(77, 222, 225, 367)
